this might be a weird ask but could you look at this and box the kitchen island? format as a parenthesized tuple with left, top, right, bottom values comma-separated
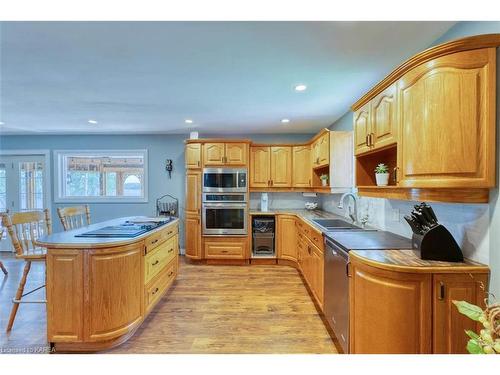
(37, 216, 179, 352)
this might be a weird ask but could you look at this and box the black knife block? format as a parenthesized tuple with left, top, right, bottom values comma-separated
(411, 224, 464, 262)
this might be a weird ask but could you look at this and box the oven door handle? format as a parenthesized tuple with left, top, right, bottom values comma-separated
(203, 203, 247, 208)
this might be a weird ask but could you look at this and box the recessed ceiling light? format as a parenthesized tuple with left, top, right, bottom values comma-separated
(281, 118, 290, 124)
(294, 84, 307, 92)
(0, 122, 4, 125)
(185, 119, 193, 124)
(88, 120, 98, 124)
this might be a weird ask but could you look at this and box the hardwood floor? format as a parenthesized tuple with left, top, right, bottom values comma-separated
(0, 253, 337, 354)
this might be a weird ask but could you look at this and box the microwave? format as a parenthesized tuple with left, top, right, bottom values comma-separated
(202, 168, 247, 193)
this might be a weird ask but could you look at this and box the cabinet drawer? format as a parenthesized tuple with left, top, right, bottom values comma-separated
(145, 258, 177, 312)
(145, 223, 178, 253)
(204, 239, 246, 259)
(308, 228, 323, 252)
(144, 236, 177, 283)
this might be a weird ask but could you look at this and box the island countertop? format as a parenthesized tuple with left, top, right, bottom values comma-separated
(37, 216, 179, 249)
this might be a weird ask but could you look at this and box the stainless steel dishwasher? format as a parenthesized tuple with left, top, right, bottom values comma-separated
(324, 236, 350, 354)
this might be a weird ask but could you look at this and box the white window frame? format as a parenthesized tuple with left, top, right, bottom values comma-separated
(54, 149, 148, 203)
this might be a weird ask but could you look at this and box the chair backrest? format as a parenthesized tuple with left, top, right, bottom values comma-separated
(57, 205, 91, 231)
(1, 209, 52, 257)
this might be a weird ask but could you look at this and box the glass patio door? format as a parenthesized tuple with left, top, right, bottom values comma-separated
(0, 154, 47, 252)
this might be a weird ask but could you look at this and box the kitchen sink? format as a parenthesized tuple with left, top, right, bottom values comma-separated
(312, 218, 373, 231)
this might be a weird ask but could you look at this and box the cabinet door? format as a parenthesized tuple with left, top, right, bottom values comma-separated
(203, 143, 225, 166)
(277, 215, 297, 261)
(317, 133, 330, 167)
(433, 273, 489, 354)
(270, 146, 292, 187)
(311, 245, 324, 309)
(353, 103, 372, 155)
(311, 140, 320, 166)
(371, 84, 397, 150)
(250, 146, 271, 188)
(86, 245, 143, 341)
(185, 170, 201, 216)
(349, 261, 432, 353)
(46, 249, 84, 342)
(292, 146, 311, 187)
(185, 143, 202, 169)
(398, 48, 496, 188)
(185, 214, 202, 259)
(225, 143, 248, 165)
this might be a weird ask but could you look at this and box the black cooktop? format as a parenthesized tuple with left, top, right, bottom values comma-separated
(75, 218, 173, 238)
(324, 230, 412, 251)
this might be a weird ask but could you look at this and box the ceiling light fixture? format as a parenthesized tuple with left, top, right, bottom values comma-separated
(281, 119, 290, 124)
(185, 119, 193, 124)
(88, 120, 98, 124)
(294, 84, 307, 92)
(0, 122, 4, 125)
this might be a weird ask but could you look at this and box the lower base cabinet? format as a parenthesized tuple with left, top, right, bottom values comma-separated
(185, 214, 202, 259)
(204, 236, 248, 259)
(349, 255, 489, 354)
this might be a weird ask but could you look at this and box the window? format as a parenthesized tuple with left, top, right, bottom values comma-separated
(55, 150, 148, 202)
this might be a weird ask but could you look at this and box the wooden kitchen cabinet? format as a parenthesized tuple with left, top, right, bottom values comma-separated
(292, 146, 312, 187)
(204, 237, 248, 260)
(311, 132, 329, 168)
(348, 250, 490, 354)
(371, 84, 397, 150)
(203, 143, 226, 165)
(397, 48, 496, 189)
(349, 260, 432, 354)
(225, 143, 248, 165)
(354, 103, 371, 155)
(185, 214, 202, 259)
(311, 244, 324, 309)
(250, 146, 271, 188)
(432, 273, 489, 354)
(185, 142, 202, 169)
(185, 170, 201, 216)
(203, 142, 248, 166)
(270, 146, 292, 187)
(277, 215, 297, 261)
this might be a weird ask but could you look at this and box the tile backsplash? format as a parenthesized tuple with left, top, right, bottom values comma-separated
(319, 194, 490, 264)
(250, 192, 320, 211)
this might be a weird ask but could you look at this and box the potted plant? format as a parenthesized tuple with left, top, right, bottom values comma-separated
(374, 163, 389, 186)
(453, 297, 500, 354)
(320, 174, 328, 187)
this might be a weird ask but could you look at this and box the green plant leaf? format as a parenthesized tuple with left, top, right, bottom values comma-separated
(453, 300, 484, 321)
(465, 330, 480, 340)
(466, 339, 485, 354)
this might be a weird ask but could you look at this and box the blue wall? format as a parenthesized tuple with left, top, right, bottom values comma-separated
(0, 132, 313, 248)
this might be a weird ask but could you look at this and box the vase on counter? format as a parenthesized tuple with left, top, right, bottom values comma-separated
(375, 172, 389, 186)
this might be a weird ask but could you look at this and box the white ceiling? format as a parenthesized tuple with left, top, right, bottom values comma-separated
(0, 21, 455, 135)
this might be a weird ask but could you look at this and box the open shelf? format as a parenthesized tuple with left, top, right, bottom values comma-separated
(356, 145, 397, 187)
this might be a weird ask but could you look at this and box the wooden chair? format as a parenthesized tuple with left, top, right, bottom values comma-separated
(0, 209, 9, 275)
(2, 209, 51, 331)
(57, 205, 91, 231)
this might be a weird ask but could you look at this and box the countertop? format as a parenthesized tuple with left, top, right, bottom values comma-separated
(37, 216, 179, 249)
(250, 209, 488, 270)
(349, 249, 489, 273)
(249, 209, 348, 233)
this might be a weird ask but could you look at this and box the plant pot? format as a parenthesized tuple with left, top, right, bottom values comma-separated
(375, 173, 389, 186)
(321, 179, 328, 187)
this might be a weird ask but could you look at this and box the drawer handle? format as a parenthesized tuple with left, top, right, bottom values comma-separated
(151, 239, 159, 245)
(168, 248, 174, 253)
(152, 287, 159, 295)
(168, 271, 174, 277)
(221, 250, 228, 253)
(152, 260, 160, 266)
(438, 282, 445, 300)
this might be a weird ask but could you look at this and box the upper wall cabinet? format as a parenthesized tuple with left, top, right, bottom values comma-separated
(270, 146, 292, 187)
(397, 48, 496, 189)
(292, 145, 312, 187)
(311, 132, 329, 167)
(185, 143, 202, 169)
(351, 34, 500, 203)
(250, 146, 271, 188)
(203, 142, 248, 166)
(354, 84, 397, 155)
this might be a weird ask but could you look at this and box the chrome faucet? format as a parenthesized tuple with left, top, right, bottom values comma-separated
(338, 192, 358, 224)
